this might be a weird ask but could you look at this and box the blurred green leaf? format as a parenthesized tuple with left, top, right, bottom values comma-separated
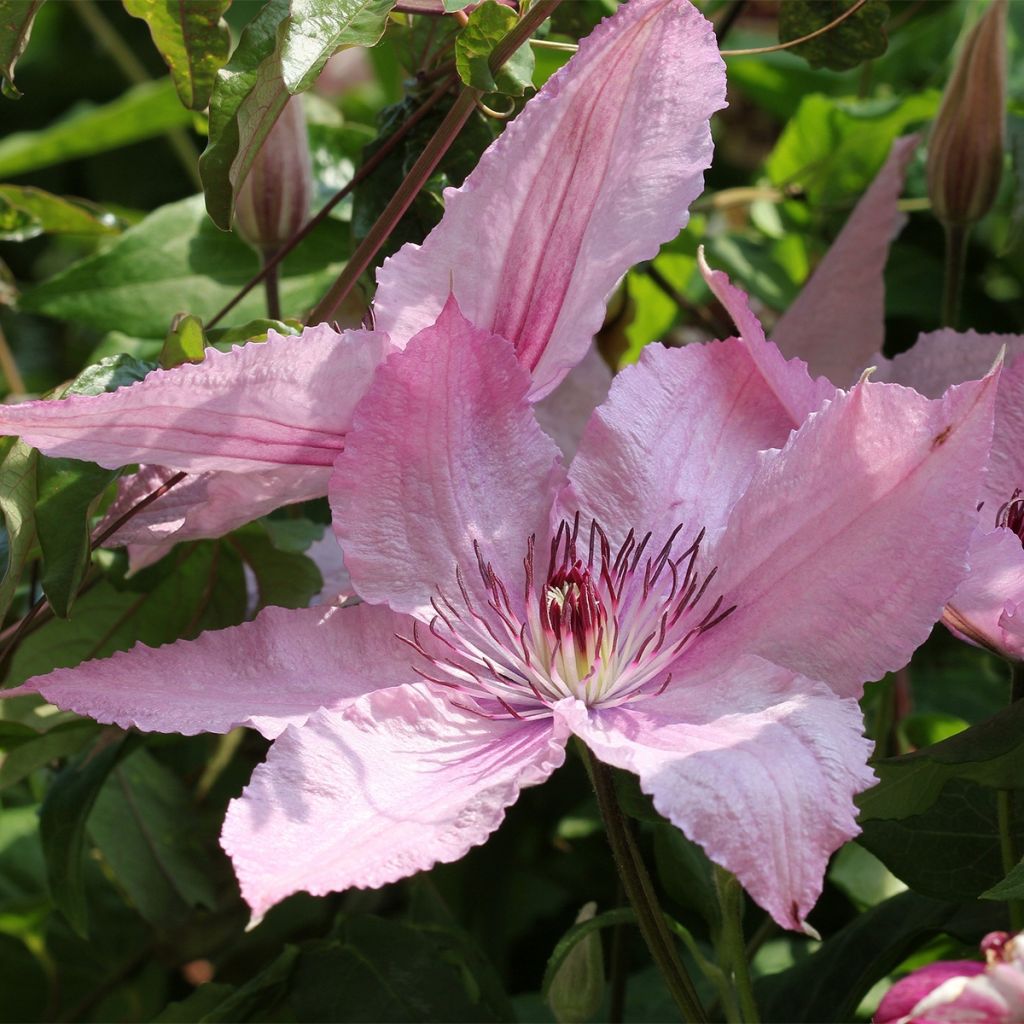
(0, 79, 194, 178)
(0, 185, 121, 241)
(859, 779, 1024, 901)
(828, 843, 906, 910)
(88, 747, 220, 927)
(201, 0, 396, 228)
(20, 195, 348, 336)
(778, 0, 889, 73)
(0, 718, 97, 788)
(123, 0, 231, 111)
(0, 437, 36, 625)
(151, 984, 237, 1022)
(159, 312, 206, 368)
(858, 700, 1024, 821)
(39, 731, 138, 935)
(755, 891, 960, 1023)
(0, 0, 44, 99)
(229, 524, 322, 610)
(542, 906, 626, 1004)
(0, 933, 48, 1021)
(653, 823, 719, 927)
(456, 1, 534, 96)
(1005, 115, 1024, 254)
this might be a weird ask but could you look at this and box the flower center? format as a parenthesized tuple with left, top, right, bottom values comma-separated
(998, 489, 1024, 544)
(403, 514, 736, 720)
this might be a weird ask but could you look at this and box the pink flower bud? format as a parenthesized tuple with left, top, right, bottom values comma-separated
(233, 96, 313, 257)
(927, 0, 1007, 227)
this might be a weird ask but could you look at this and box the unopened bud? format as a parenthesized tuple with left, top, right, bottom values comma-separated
(546, 903, 604, 1024)
(927, 0, 1007, 227)
(233, 96, 313, 258)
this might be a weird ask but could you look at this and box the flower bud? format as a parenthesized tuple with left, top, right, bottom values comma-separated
(233, 96, 313, 258)
(927, 0, 1007, 227)
(546, 903, 604, 1024)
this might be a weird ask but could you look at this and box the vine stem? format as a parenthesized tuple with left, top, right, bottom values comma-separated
(714, 867, 760, 1024)
(307, 0, 563, 325)
(579, 744, 707, 1023)
(941, 222, 969, 329)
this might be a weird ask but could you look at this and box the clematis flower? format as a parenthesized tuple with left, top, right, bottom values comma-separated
(874, 931, 1024, 1024)
(0, 0, 726, 564)
(5, 294, 997, 929)
(768, 134, 1024, 661)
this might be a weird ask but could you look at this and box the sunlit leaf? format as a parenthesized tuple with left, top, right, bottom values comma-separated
(0, 184, 122, 241)
(455, 1, 534, 96)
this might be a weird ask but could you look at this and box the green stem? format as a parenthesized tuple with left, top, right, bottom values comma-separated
(306, 0, 563, 325)
(263, 255, 281, 320)
(940, 222, 969, 329)
(997, 790, 1024, 932)
(608, 882, 628, 1024)
(715, 867, 759, 1024)
(580, 747, 707, 1023)
(73, 0, 202, 191)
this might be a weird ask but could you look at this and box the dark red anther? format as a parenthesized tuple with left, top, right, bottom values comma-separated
(997, 489, 1024, 543)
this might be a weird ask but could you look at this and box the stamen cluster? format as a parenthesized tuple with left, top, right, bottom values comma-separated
(403, 514, 735, 720)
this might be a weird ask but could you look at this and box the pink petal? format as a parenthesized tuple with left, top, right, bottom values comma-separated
(703, 375, 998, 698)
(874, 331, 1024, 513)
(0, 327, 388, 472)
(875, 962, 986, 1024)
(771, 135, 919, 386)
(557, 656, 874, 932)
(563, 335, 827, 552)
(331, 298, 565, 618)
(98, 465, 330, 572)
(944, 527, 1024, 658)
(221, 684, 568, 918)
(533, 345, 613, 461)
(698, 250, 836, 423)
(3, 602, 418, 739)
(907, 971, 1021, 1023)
(372, 0, 726, 399)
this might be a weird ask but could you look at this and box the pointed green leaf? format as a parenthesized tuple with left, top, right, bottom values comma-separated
(123, 0, 231, 111)
(0, 0, 44, 99)
(0, 185, 122, 241)
(201, 0, 396, 228)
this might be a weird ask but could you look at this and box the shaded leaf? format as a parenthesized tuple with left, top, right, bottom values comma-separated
(982, 857, 1024, 901)
(0, 436, 36, 624)
(653, 822, 719, 927)
(200, 0, 396, 228)
(778, 0, 889, 72)
(858, 700, 1024, 822)
(0, 718, 97, 789)
(541, 907, 631, 1000)
(123, 0, 231, 111)
(229, 524, 322, 610)
(455, 1, 534, 96)
(0, 79, 194, 178)
(39, 731, 139, 935)
(19, 195, 348, 336)
(0, 185, 121, 241)
(755, 890, 961, 1023)
(858, 779, 1024, 901)
(0, 0, 44, 99)
(88, 747, 220, 927)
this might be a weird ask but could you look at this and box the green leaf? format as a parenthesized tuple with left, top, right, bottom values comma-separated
(653, 822, 720, 927)
(39, 732, 139, 935)
(229, 524, 323, 610)
(0, 185, 121, 241)
(35, 456, 116, 618)
(123, 0, 231, 111)
(151, 985, 237, 1022)
(858, 779, 1024, 901)
(0, 0, 44, 99)
(0, 79, 194, 178)
(0, 719, 97, 789)
(541, 907, 631, 1001)
(19, 195, 348, 336)
(982, 857, 1024, 901)
(778, 0, 889, 72)
(87, 747, 220, 927)
(755, 891, 962, 1023)
(200, 0, 396, 229)
(765, 91, 937, 211)
(858, 700, 1024, 822)
(455, 1, 534, 96)
(206, 316, 301, 347)
(1004, 115, 1024, 254)
(62, 353, 156, 397)
(0, 436, 36, 625)
(160, 312, 207, 368)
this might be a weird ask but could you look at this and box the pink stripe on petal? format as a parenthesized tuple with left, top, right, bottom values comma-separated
(0, 327, 389, 473)
(373, 0, 726, 399)
(2, 603, 418, 739)
(875, 962, 986, 1024)
(222, 684, 568, 918)
(771, 135, 919, 386)
(332, 298, 565, 618)
(558, 656, 874, 932)
(704, 374, 998, 698)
